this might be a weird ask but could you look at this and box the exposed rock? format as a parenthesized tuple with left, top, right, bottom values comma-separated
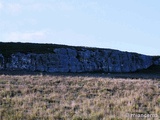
(0, 44, 158, 73)
(154, 58, 160, 65)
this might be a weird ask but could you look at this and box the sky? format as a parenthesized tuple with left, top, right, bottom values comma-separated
(0, 0, 160, 55)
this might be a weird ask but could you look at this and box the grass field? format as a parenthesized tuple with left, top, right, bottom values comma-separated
(0, 73, 160, 120)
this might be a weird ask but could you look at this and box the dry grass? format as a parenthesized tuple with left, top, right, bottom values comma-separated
(0, 74, 160, 120)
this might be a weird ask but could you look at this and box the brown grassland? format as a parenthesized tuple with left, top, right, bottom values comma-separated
(0, 73, 160, 120)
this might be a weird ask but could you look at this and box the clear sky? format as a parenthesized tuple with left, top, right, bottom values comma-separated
(0, 0, 160, 55)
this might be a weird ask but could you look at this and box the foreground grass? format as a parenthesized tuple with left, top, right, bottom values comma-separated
(0, 74, 160, 120)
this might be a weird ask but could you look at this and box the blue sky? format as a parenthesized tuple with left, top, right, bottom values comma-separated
(0, 0, 160, 55)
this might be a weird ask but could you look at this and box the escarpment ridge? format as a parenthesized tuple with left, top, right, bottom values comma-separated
(0, 42, 159, 73)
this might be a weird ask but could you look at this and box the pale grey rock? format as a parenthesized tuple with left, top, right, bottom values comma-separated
(8, 53, 31, 70)
(0, 47, 158, 73)
(108, 51, 121, 72)
(119, 52, 130, 72)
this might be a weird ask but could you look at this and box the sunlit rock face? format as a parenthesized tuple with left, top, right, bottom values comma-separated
(0, 47, 156, 73)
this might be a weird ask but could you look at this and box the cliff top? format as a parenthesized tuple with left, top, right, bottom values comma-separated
(0, 42, 157, 57)
(0, 42, 115, 57)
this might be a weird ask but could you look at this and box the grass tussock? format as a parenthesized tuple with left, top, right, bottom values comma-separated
(0, 74, 160, 120)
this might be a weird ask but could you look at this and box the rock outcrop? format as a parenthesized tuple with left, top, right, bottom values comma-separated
(0, 42, 159, 73)
(154, 58, 160, 66)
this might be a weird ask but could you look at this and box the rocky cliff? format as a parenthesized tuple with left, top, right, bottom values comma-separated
(0, 42, 159, 73)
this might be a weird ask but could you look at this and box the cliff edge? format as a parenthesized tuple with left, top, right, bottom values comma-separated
(0, 42, 159, 73)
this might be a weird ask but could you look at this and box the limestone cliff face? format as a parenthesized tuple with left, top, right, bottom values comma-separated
(0, 46, 159, 73)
